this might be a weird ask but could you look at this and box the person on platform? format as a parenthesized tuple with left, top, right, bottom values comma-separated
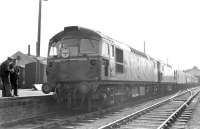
(10, 59, 20, 96)
(0, 57, 14, 97)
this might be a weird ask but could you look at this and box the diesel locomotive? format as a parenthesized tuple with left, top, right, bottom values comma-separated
(42, 26, 198, 109)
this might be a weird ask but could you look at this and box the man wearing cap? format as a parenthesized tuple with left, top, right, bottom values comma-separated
(10, 59, 20, 96)
(0, 57, 14, 97)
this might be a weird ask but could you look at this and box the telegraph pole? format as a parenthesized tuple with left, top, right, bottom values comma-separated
(36, 0, 47, 84)
(36, 0, 42, 57)
(36, 0, 47, 57)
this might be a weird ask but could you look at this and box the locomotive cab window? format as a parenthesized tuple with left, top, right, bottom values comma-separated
(80, 39, 99, 54)
(115, 48, 124, 73)
(48, 42, 61, 57)
(48, 38, 99, 58)
(49, 46, 57, 57)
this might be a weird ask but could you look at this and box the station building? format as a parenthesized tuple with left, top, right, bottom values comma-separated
(11, 51, 47, 89)
(185, 66, 200, 83)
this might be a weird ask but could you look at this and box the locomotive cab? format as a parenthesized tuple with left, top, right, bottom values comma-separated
(44, 26, 104, 98)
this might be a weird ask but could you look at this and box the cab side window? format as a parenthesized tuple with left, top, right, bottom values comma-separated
(111, 45, 115, 57)
(102, 42, 110, 57)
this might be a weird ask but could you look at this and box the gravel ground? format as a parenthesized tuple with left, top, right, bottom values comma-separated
(187, 93, 200, 129)
(57, 94, 176, 129)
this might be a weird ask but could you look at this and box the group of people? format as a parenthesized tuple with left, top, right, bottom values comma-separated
(0, 57, 19, 97)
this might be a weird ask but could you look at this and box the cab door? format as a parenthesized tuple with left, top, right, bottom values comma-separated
(109, 44, 115, 77)
(101, 41, 110, 79)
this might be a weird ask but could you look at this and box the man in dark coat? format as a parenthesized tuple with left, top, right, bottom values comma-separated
(0, 57, 13, 97)
(10, 59, 19, 96)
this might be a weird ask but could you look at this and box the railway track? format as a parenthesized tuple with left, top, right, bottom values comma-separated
(1, 92, 178, 129)
(98, 88, 200, 129)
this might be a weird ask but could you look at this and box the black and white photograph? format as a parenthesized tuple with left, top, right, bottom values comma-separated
(0, 0, 200, 128)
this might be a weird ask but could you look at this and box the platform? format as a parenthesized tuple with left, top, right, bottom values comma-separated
(0, 89, 60, 126)
(0, 89, 52, 98)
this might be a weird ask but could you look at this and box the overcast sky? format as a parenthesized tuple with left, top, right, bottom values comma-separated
(0, 0, 200, 70)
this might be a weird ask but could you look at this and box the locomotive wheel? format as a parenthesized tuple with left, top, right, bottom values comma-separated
(42, 84, 51, 94)
(55, 86, 67, 102)
(87, 96, 92, 112)
(67, 93, 72, 110)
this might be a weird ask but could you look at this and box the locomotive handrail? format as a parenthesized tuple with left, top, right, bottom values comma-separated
(98, 90, 189, 129)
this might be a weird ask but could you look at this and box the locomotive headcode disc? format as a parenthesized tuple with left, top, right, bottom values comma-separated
(61, 48, 69, 58)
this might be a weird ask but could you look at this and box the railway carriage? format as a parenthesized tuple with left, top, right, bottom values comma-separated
(185, 73, 198, 84)
(176, 70, 187, 84)
(175, 70, 198, 88)
(42, 26, 198, 110)
(159, 63, 176, 83)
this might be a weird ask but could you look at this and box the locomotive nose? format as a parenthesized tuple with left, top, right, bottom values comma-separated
(51, 58, 100, 81)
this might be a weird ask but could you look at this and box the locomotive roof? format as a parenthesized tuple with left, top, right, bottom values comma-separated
(49, 26, 156, 61)
(49, 26, 101, 45)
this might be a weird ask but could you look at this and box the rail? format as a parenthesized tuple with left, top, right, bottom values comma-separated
(98, 90, 190, 129)
(157, 89, 200, 129)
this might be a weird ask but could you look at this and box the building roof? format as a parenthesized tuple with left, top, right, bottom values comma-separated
(11, 51, 46, 67)
(184, 66, 200, 77)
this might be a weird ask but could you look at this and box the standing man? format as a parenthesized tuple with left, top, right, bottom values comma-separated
(10, 59, 19, 96)
(0, 57, 13, 97)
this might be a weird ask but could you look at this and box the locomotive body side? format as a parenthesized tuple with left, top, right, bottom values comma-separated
(100, 37, 158, 82)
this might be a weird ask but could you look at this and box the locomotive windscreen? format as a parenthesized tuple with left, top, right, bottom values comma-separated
(48, 38, 99, 57)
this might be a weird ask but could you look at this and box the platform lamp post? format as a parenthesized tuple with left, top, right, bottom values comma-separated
(36, 0, 48, 57)
(36, 0, 47, 85)
(144, 41, 146, 54)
